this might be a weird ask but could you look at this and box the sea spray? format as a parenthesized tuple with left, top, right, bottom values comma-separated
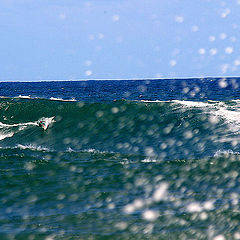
(1, 79, 240, 239)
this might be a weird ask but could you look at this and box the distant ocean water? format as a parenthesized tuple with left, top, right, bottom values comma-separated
(1, 78, 240, 239)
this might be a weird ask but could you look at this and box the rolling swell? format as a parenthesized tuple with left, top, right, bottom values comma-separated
(0, 97, 240, 160)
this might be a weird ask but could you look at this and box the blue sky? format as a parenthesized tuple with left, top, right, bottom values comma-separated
(1, 0, 240, 80)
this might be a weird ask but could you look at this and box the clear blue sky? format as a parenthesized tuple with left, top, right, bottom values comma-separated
(1, 0, 240, 80)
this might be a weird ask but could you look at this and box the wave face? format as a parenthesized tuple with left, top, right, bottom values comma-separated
(1, 97, 240, 160)
(2, 79, 240, 239)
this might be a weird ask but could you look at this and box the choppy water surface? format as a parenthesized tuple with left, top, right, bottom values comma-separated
(1, 78, 240, 239)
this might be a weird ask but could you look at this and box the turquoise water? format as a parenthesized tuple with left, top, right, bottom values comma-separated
(1, 78, 240, 239)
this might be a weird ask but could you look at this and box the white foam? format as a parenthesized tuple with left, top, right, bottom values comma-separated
(172, 100, 210, 108)
(0, 121, 37, 128)
(2, 95, 77, 102)
(50, 97, 76, 102)
(17, 144, 50, 152)
(66, 148, 114, 155)
(138, 99, 240, 140)
(17, 95, 31, 99)
(0, 120, 39, 141)
(0, 118, 49, 141)
(66, 147, 74, 152)
(81, 148, 114, 154)
(50, 97, 64, 101)
(0, 132, 14, 140)
(214, 149, 240, 157)
(83, 148, 98, 153)
(214, 108, 240, 123)
(211, 103, 240, 133)
(141, 158, 157, 163)
(171, 100, 240, 133)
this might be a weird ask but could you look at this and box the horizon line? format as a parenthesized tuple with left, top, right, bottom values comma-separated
(0, 75, 239, 83)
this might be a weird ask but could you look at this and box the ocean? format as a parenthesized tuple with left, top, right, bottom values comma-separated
(1, 78, 240, 239)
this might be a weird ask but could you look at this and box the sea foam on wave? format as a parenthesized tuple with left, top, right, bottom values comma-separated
(0, 132, 14, 140)
(172, 100, 210, 108)
(16, 144, 50, 152)
(172, 100, 240, 133)
(214, 149, 240, 157)
(50, 97, 76, 102)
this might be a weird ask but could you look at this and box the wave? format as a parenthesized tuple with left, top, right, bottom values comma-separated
(49, 97, 76, 102)
(214, 149, 240, 157)
(16, 144, 51, 152)
(0, 98, 240, 160)
(0, 95, 77, 102)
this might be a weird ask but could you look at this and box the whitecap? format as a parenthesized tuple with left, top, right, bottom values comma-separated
(17, 95, 31, 99)
(50, 97, 76, 102)
(0, 132, 14, 140)
(16, 144, 50, 152)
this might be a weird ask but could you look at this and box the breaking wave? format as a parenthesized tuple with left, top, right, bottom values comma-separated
(0, 97, 240, 160)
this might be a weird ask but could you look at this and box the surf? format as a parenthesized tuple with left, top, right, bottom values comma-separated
(0, 98, 239, 160)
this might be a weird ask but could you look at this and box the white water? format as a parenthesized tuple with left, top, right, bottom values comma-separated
(172, 100, 240, 133)
(0, 117, 55, 141)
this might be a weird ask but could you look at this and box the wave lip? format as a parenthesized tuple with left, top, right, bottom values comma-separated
(172, 100, 211, 108)
(50, 97, 76, 102)
(18, 95, 31, 99)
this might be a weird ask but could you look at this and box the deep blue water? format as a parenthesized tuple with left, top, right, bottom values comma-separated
(1, 78, 240, 239)
(1, 77, 240, 101)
